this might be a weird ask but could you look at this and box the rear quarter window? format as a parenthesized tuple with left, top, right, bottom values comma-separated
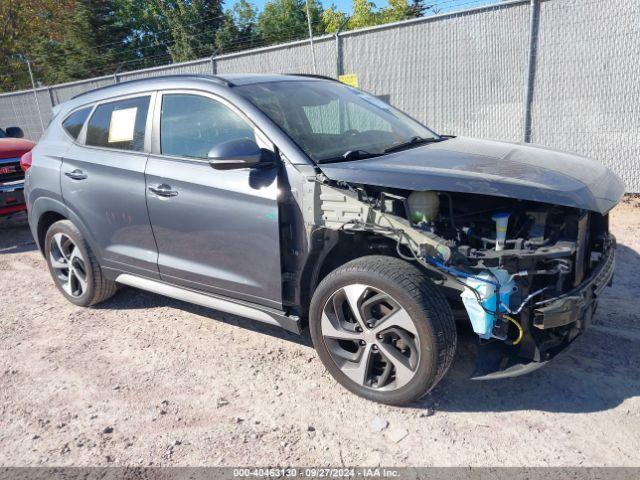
(62, 107, 93, 139)
(85, 96, 150, 151)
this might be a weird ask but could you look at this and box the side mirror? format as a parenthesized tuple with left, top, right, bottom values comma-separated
(208, 138, 276, 170)
(5, 127, 24, 138)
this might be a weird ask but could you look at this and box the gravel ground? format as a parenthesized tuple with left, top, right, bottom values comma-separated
(0, 199, 639, 467)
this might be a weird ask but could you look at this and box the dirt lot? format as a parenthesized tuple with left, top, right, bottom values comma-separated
(1, 199, 639, 467)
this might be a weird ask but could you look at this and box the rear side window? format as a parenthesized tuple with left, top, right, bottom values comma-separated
(62, 107, 92, 139)
(86, 96, 150, 151)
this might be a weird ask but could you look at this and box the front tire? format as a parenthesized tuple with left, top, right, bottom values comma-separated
(44, 220, 117, 307)
(309, 256, 456, 405)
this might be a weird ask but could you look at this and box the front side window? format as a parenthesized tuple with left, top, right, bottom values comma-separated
(160, 94, 256, 159)
(236, 80, 440, 163)
(62, 106, 92, 139)
(86, 96, 150, 151)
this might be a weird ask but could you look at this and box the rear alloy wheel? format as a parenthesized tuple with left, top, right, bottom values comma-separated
(49, 232, 89, 298)
(310, 256, 456, 405)
(44, 220, 117, 306)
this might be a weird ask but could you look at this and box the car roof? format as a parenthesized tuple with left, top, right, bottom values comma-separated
(57, 73, 333, 117)
(223, 73, 336, 85)
(71, 73, 331, 100)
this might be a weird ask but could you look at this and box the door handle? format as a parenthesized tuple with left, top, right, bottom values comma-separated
(148, 184, 178, 197)
(64, 169, 87, 180)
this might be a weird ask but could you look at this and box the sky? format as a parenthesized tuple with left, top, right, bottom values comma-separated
(227, 0, 499, 16)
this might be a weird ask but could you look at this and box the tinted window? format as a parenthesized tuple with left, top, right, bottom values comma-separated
(303, 100, 392, 135)
(160, 94, 255, 158)
(236, 81, 439, 163)
(62, 107, 92, 139)
(86, 96, 150, 151)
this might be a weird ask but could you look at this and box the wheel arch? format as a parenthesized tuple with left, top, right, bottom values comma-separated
(31, 197, 101, 262)
(297, 229, 402, 319)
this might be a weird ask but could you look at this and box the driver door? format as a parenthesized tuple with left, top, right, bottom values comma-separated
(145, 91, 282, 309)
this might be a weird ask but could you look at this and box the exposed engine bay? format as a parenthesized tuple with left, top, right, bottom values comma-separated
(308, 178, 616, 375)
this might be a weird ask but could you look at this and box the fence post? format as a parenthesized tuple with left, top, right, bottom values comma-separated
(113, 61, 125, 84)
(523, 0, 541, 143)
(47, 87, 56, 108)
(211, 55, 217, 75)
(335, 33, 342, 78)
(335, 17, 350, 78)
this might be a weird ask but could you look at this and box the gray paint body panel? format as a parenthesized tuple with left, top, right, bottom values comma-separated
(318, 137, 625, 214)
(145, 155, 283, 309)
(61, 144, 161, 278)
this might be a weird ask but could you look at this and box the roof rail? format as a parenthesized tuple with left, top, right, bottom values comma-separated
(71, 74, 233, 100)
(287, 74, 340, 82)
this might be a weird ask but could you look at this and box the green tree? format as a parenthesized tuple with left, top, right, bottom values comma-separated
(257, 0, 323, 45)
(31, 3, 97, 83)
(323, 0, 430, 34)
(31, 0, 136, 82)
(380, 0, 412, 23)
(321, 6, 347, 34)
(123, 0, 225, 64)
(0, 0, 76, 91)
(408, 0, 429, 18)
(216, 0, 261, 53)
(346, 0, 381, 29)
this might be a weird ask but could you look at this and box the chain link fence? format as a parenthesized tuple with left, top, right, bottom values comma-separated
(1, 0, 638, 191)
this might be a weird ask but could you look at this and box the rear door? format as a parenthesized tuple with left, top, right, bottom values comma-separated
(145, 90, 282, 308)
(62, 93, 159, 278)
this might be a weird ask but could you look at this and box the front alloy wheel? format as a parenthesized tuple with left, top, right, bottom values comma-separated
(321, 284, 420, 391)
(310, 256, 456, 405)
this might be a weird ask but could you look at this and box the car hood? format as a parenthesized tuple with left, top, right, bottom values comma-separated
(0, 138, 36, 159)
(318, 137, 625, 214)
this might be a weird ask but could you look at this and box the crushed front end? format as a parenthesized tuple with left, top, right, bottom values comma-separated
(426, 192, 617, 378)
(313, 182, 617, 379)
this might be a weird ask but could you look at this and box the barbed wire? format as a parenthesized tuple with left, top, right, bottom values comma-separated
(0, 18, 326, 87)
(91, 21, 328, 77)
(0, 0, 504, 92)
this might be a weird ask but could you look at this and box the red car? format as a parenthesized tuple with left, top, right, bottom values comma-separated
(0, 126, 35, 217)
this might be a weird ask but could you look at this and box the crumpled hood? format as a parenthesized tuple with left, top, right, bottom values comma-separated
(318, 137, 625, 214)
(0, 138, 35, 159)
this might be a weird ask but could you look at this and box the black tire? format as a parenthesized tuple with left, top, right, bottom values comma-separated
(44, 219, 117, 307)
(309, 255, 456, 405)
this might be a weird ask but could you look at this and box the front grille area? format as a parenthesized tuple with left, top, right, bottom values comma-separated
(0, 157, 23, 183)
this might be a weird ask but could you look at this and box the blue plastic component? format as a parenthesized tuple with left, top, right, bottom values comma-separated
(460, 268, 514, 339)
(491, 212, 510, 251)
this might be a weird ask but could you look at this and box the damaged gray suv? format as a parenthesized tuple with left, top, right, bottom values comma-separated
(25, 74, 624, 405)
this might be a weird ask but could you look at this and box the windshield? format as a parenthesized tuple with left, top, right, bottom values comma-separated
(0, 129, 6, 138)
(235, 80, 440, 163)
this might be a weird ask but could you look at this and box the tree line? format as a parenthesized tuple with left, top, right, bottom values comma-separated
(0, 0, 435, 92)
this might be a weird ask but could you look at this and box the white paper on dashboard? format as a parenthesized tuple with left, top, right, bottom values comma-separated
(108, 107, 138, 143)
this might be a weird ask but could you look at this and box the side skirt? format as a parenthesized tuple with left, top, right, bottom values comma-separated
(115, 274, 301, 335)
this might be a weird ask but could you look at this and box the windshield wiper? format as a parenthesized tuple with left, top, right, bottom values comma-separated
(318, 149, 382, 164)
(383, 136, 445, 154)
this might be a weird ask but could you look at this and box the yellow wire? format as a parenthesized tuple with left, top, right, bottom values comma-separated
(503, 314, 523, 345)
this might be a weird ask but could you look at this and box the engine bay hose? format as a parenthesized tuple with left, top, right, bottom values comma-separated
(425, 257, 499, 286)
